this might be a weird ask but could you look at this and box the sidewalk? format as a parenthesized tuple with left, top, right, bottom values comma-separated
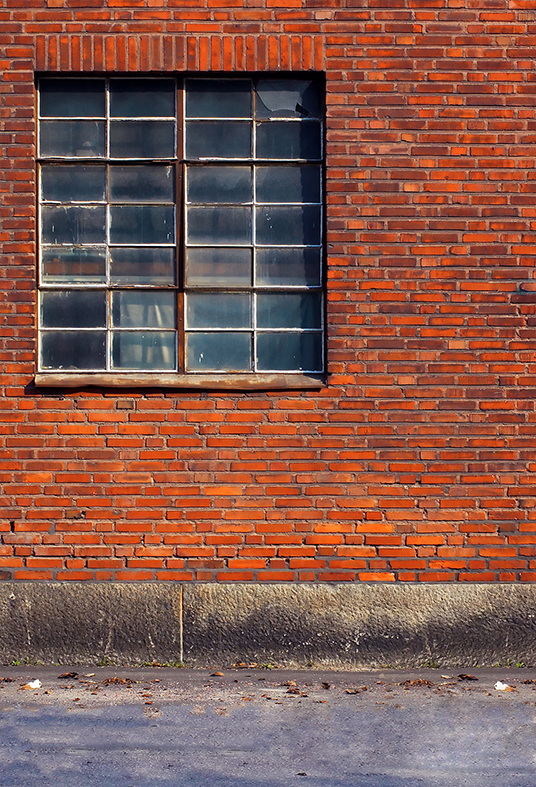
(2, 666, 536, 786)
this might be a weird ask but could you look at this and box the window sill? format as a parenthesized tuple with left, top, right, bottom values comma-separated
(34, 372, 326, 390)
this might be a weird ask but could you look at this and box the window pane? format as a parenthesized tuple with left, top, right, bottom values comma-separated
(41, 248, 106, 284)
(256, 165, 321, 204)
(110, 247, 175, 285)
(112, 332, 176, 370)
(186, 332, 251, 372)
(41, 165, 106, 203)
(187, 166, 252, 204)
(185, 80, 251, 118)
(255, 206, 321, 246)
(41, 331, 106, 371)
(257, 292, 322, 329)
(109, 121, 175, 159)
(39, 79, 105, 118)
(256, 332, 322, 372)
(41, 205, 106, 245)
(256, 248, 321, 287)
(110, 79, 175, 118)
(186, 247, 251, 287)
(112, 291, 176, 328)
(255, 80, 322, 119)
(186, 121, 251, 159)
(40, 121, 105, 158)
(186, 293, 251, 329)
(187, 206, 251, 245)
(256, 122, 321, 160)
(110, 205, 174, 244)
(110, 166, 174, 203)
(41, 291, 106, 328)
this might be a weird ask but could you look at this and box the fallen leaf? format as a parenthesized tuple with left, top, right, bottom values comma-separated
(402, 679, 434, 688)
(145, 700, 154, 705)
(211, 672, 225, 677)
(102, 677, 133, 686)
(58, 672, 79, 680)
(458, 674, 478, 681)
(345, 689, 360, 695)
(321, 682, 330, 690)
(84, 673, 95, 678)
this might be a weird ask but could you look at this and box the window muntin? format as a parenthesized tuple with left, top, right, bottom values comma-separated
(38, 77, 324, 376)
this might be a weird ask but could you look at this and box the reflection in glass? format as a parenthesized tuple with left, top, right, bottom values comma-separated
(256, 206, 321, 246)
(187, 166, 252, 204)
(185, 80, 251, 118)
(41, 290, 106, 328)
(41, 331, 106, 370)
(41, 247, 106, 284)
(109, 121, 175, 159)
(41, 205, 106, 245)
(110, 79, 175, 118)
(256, 165, 320, 204)
(41, 165, 106, 203)
(39, 79, 105, 118)
(186, 332, 251, 372)
(256, 248, 320, 287)
(187, 206, 251, 245)
(110, 205, 174, 245)
(40, 121, 105, 158)
(186, 121, 251, 159)
(256, 332, 322, 372)
(186, 293, 251, 329)
(112, 331, 176, 370)
(255, 80, 321, 119)
(110, 166, 174, 203)
(257, 292, 322, 329)
(256, 122, 321, 160)
(186, 247, 251, 287)
(110, 247, 175, 285)
(112, 291, 175, 328)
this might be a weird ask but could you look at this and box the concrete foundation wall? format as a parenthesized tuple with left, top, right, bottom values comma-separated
(1, 583, 535, 667)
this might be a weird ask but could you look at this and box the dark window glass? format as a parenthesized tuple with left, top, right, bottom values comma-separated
(185, 121, 251, 159)
(255, 80, 322, 119)
(41, 165, 106, 203)
(41, 291, 106, 328)
(109, 121, 175, 159)
(40, 121, 105, 158)
(256, 332, 322, 372)
(186, 247, 252, 288)
(256, 292, 322, 329)
(256, 122, 321, 160)
(110, 79, 175, 118)
(110, 247, 175, 286)
(187, 206, 252, 245)
(39, 79, 105, 118)
(255, 205, 321, 246)
(41, 205, 106, 245)
(256, 248, 321, 287)
(112, 291, 176, 328)
(110, 166, 174, 203)
(256, 165, 321, 204)
(41, 248, 107, 284)
(110, 205, 175, 245)
(41, 331, 106, 370)
(186, 332, 251, 372)
(185, 80, 251, 118)
(186, 293, 251, 329)
(112, 332, 176, 370)
(187, 166, 252, 204)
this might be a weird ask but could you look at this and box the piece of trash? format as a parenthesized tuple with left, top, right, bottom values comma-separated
(441, 675, 451, 679)
(20, 680, 41, 690)
(84, 673, 95, 678)
(495, 681, 516, 692)
(458, 674, 478, 681)
(58, 672, 79, 680)
(211, 672, 224, 677)
(297, 773, 307, 777)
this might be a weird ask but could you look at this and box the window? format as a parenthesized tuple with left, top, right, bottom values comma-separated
(37, 76, 324, 384)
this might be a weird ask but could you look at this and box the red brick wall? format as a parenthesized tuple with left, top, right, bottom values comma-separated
(2, 0, 536, 583)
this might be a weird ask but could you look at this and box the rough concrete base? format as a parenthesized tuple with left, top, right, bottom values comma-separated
(1, 583, 535, 667)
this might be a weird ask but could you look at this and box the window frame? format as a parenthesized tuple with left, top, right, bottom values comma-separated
(35, 74, 327, 390)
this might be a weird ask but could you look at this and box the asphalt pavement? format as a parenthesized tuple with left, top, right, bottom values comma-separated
(2, 666, 536, 787)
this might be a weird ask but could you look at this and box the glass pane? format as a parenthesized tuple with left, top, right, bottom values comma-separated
(187, 166, 252, 204)
(40, 165, 106, 203)
(257, 292, 322, 329)
(110, 205, 174, 245)
(112, 291, 175, 328)
(41, 247, 106, 284)
(110, 247, 175, 285)
(185, 80, 251, 118)
(40, 121, 105, 158)
(110, 166, 174, 203)
(187, 206, 251, 245)
(109, 121, 175, 159)
(255, 206, 321, 246)
(186, 332, 251, 372)
(112, 331, 176, 370)
(186, 247, 251, 288)
(110, 79, 175, 118)
(39, 79, 105, 118)
(256, 122, 321, 160)
(255, 80, 322, 119)
(256, 248, 321, 287)
(41, 205, 106, 245)
(40, 331, 106, 371)
(186, 293, 251, 329)
(256, 332, 322, 372)
(185, 121, 251, 160)
(256, 165, 321, 204)
(41, 291, 106, 328)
